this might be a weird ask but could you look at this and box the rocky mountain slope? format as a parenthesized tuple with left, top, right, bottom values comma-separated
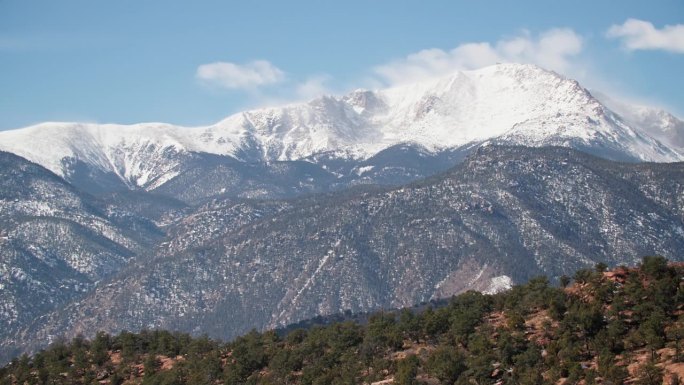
(0, 152, 164, 356)
(0, 64, 682, 202)
(4, 146, 682, 362)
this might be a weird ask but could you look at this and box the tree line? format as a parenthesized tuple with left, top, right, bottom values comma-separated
(2, 256, 683, 384)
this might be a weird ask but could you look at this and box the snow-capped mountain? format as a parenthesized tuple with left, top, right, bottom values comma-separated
(0, 63, 682, 195)
(2, 63, 684, 364)
(595, 92, 684, 150)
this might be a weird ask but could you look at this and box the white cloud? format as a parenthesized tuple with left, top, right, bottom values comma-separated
(196, 60, 285, 90)
(295, 75, 333, 100)
(607, 19, 684, 53)
(374, 28, 583, 85)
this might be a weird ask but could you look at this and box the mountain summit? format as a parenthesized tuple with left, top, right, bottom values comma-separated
(0, 63, 682, 192)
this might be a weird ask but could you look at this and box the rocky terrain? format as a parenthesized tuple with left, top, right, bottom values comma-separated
(1, 146, 682, 362)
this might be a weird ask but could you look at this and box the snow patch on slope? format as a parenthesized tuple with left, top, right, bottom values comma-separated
(484, 275, 513, 295)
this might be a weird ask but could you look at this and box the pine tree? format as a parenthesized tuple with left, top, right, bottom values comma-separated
(394, 355, 419, 385)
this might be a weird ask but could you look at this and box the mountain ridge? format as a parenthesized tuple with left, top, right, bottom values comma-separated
(4, 145, 683, 362)
(1, 63, 682, 195)
(0, 151, 164, 358)
(2, 63, 684, 365)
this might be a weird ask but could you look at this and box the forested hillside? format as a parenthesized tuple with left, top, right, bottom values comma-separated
(2, 256, 683, 385)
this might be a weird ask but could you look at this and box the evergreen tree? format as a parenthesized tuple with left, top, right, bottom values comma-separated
(426, 346, 466, 384)
(635, 359, 663, 385)
(394, 355, 419, 385)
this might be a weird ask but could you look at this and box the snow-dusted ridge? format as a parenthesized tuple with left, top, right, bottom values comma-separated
(1, 63, 683, 190)
(594, 92, 684, 150)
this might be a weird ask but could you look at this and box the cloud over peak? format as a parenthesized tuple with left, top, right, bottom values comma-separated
(607, 19, 684, 53)
(374, 28, 583, 85)
(196, 60, 285, 90)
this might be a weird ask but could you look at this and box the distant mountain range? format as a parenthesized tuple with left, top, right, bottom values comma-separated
(0, 63, 682, 200)
(0, 63, 683, 362)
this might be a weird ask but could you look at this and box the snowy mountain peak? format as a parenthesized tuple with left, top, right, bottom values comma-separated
(0, 63, 682, 190)
(0, 122, 195, 189)
(595, 93, 684, 149)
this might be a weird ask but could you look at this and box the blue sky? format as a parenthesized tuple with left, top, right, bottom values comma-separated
(1, 0, 683, 130)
